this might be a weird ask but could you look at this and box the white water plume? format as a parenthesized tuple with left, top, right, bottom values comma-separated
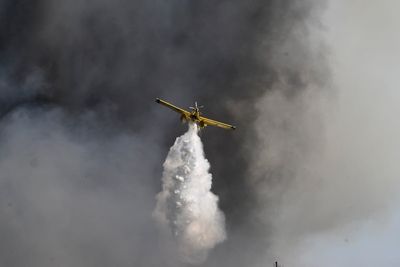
(154, 123, 226, 264)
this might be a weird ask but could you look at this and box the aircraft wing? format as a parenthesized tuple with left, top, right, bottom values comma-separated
(155, 98, 190, 116)
(200, 116, 236, 130)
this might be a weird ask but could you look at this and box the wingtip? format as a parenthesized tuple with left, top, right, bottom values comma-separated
(155, 98, 161, 103)
(232, 126, 236, 130)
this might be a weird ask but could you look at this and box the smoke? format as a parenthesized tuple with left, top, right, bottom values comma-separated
(0, 0, 397, 265)
(0, 108, 169, 266)
(247, 1, 400, 266)
(154, 123, 226, 264)
(0, 0, 333, 266)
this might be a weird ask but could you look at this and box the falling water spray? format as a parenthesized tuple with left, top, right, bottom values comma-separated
(154, 123, 226, 264)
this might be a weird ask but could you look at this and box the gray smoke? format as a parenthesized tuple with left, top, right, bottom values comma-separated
(0, 108, 166, 266)
(154, 123, 226, 264)
(0, 0, 333, 266)
(261, 1, 400, 266)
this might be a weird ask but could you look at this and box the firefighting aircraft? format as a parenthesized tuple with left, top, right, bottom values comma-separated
(155, 98, 236, 130)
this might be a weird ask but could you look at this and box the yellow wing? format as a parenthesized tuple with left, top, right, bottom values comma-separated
(155, 98, 190, 116)
(200, 116, 236, 130)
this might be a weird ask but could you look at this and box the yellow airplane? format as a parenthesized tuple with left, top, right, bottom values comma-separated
(155, 98, 236, 130)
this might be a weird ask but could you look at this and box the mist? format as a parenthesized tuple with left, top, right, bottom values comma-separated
(154, 123, 226, 264)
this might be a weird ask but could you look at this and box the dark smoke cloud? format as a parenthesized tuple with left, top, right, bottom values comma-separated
(0, 0, 328, 266)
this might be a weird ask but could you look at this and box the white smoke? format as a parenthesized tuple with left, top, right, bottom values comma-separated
(154, 123, 226, 264)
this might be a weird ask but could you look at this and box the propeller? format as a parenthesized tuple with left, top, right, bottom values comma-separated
(189, 101, 204, 110)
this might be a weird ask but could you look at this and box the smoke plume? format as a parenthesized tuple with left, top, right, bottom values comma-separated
(2, 0, 400, 265)
(154, 123, 226, 264)
(0, 0, 333, 266)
